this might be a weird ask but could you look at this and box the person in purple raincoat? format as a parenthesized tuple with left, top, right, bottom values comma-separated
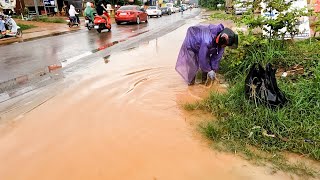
(175, 24, 238, 85)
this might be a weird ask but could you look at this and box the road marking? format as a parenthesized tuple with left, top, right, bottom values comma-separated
(0, 93, 10, 102)
(61, 51, 93, 68)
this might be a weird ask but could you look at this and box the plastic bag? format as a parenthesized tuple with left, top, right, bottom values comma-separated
(245, 63, 287, 108)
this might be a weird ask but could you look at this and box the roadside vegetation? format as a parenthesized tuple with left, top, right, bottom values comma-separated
(199, 0, 225, 10)
(17, 23, 37, 31)
(34, 17, 66, 24)
(186, 0, 320, 177)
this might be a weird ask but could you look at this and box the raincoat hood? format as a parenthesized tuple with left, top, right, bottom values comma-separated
(208, 24, 224, 36)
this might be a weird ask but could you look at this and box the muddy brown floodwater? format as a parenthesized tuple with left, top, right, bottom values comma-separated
(0, 23, 296, 179)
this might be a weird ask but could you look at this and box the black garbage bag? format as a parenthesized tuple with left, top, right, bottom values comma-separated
(245, 63, 287, 108)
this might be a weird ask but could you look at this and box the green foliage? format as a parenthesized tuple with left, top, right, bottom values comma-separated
(200, 62, 320, 161)
(34, 17, 66, 23)
(240, 0, 310, 40)
(210, 11, 236, 20)
(311, 13, 320, 37)
(220, 38, 320, 84)
(17, 23, 37, 31)
(200, 0, 225, 10)
(196, 1, 320, 176)
(134, 0, 142, 5)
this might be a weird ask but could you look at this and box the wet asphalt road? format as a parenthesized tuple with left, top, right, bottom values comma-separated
(0, 9, 200, 83)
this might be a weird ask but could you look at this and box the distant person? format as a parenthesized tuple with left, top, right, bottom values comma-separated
(0, 14, 6, 38)
(4, 15, 18, 34)
(175, 24, 238, 85)
(69, 5, 80, 24)
(84, 2, 95, 21)
(96, 0, 109, 21)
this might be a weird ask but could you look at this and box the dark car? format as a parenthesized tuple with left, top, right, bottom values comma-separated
(160, 7, 172, 15)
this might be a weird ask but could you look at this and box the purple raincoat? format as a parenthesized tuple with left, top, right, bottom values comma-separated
(175, 24, 225, 84)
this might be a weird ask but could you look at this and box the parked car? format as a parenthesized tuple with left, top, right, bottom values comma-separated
(146, 6, 162, 17)
(161, 7, 172, 15)
(166, 3, 176, 13)
(115, 5, 148, 25)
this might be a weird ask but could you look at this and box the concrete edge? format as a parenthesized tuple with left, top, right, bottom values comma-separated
(0, 28, 83, 46)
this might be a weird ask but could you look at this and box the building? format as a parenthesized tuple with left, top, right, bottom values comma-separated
(15, 0, 83, 15)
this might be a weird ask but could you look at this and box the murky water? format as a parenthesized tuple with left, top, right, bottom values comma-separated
(0, 23, 295, 179)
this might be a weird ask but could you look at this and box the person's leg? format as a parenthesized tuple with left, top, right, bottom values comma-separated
(76, 15, 80, 24)
(188, 76, 195, 86)
(201, 71, 208, 84)
(101, 14, 108, 22)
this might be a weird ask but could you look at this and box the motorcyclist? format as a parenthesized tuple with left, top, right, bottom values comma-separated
(84, 2, 95, 22)
(0, 15, 6, 38)
(68, 5, 80, 24)
(4, 15, 18, 35)
(96, 0, 109, 22)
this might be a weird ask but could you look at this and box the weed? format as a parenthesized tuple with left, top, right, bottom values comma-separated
(34, 17, 66, 23)
(183, 103, 199, 111)
(17, 23, 37, 31)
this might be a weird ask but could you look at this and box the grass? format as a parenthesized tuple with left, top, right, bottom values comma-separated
(185, 38, 320, 177)
(34, 17, 66, 23)
(17, 23, 37, 31)
(210, 11, 236, 21)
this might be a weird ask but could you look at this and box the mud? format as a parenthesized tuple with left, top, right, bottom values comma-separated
(0, 22, 297, 179)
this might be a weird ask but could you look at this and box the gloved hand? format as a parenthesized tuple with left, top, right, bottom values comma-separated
(208, 70, 216, 80)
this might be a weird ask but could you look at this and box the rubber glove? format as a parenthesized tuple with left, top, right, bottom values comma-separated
(208, 70, 216, 80)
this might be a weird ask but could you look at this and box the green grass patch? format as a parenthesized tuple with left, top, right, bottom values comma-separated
(17, 23, 37, 31)
(221, 39, 320, 84)
(210, 11, 236, 21)
(189, 38, 320, 177)
(34, 17, 66, 23)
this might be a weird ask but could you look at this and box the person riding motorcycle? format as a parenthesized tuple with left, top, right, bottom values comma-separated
(96, 0, 109, 22)
(0, 15, 6, 38)
(3, 15, 18, 35)
(68, 5, 80, 24)
(84, 2, 95, 22)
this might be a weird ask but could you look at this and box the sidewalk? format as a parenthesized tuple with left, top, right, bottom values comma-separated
(0, 18, 87, 45)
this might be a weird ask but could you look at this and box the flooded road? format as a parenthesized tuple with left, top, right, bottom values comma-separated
(0, 10, 198, 83)
(0, 13, 295, 180)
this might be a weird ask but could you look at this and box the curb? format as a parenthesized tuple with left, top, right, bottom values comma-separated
(0, 28, 83, 46)
(0, 67, 49, 94)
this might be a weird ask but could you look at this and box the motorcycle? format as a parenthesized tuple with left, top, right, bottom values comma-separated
(1, 17, 22, 38)
(93, 12, 111, 33)
(3, 27, 22, 38)
(66, 16, 79, 28)
(85, 16, 94, 30)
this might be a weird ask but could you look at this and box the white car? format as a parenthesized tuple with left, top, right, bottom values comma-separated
(146, 6, 162, 17)
(166, 3, 176, 13)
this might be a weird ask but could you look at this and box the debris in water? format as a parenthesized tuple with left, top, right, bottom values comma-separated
(104, 55, 111, 63)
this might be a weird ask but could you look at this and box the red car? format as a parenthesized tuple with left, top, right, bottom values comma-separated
(115, 5, 148, 25)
